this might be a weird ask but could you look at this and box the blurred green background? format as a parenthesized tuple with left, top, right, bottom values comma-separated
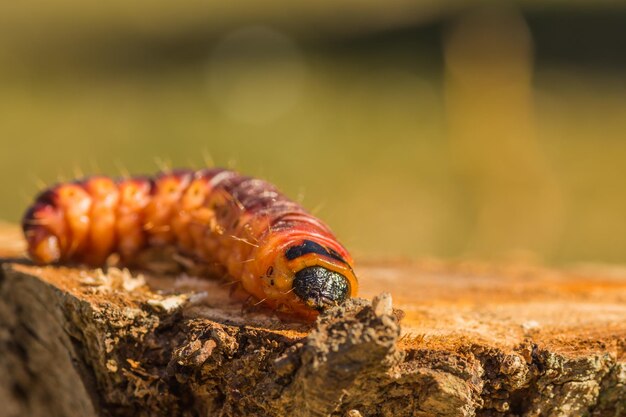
(0, 2, 625, 264)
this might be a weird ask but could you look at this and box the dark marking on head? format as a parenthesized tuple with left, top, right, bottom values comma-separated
(266, 266, 274, 276)
(285, 240, 347, 264)
(326, 247, 346, 263)
(292, 266, 349, 311)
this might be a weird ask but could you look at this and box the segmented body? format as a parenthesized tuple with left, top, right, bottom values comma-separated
(22, 168, 358, 320)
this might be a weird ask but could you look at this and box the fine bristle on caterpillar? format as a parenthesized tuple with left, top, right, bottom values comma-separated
(22, 168, 358, 320)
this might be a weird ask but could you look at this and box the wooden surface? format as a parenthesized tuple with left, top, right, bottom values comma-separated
(360, 259, 626, 358)
(0, 223, 624, 417)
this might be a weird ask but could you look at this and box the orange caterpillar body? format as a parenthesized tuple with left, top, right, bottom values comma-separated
(22, 169, 358, 320)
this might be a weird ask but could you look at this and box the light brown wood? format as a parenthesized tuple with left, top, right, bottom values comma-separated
(360, 258, 626, 359)
(0, 223, 624, 417)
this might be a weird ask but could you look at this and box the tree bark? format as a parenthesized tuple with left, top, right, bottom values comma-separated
(0, 224, 624, 417)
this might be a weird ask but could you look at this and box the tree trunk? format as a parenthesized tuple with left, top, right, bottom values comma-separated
(0, 224, 624, 416)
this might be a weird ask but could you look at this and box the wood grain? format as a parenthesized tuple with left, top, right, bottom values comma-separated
(0, 223, 624, 416)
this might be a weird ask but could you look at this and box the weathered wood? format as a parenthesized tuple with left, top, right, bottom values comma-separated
(0, 224, 624, 417)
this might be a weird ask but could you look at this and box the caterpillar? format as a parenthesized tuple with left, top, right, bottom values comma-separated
(21, 168, 358, 320)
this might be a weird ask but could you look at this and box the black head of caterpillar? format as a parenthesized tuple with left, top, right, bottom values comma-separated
(285, 240, 350, 311)
(258, 238, 357, 314)
(292, 266, 350, 311)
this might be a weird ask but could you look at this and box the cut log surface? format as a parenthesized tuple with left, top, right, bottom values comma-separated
(0, 223, 624, 417)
